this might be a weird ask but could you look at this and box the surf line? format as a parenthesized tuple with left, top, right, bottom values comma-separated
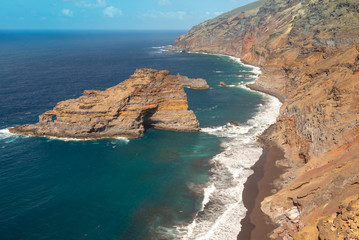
(173, 51, 282, 240)
(0, 128, 129, 143)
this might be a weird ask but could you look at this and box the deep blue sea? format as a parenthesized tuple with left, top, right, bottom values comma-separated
(0, 30, 281, 240)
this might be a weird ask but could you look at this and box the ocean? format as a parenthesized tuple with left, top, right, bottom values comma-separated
(0, 30, 281, 240)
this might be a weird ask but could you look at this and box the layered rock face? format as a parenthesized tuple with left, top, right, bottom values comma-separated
(172, 0, 359, 238)
(9, 69, 202, 139)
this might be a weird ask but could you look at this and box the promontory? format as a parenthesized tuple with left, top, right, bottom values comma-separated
(9, 69, 207, 139)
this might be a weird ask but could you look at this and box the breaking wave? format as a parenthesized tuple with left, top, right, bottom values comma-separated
(0, 128, 129, 144)
(0, 128, 28, 144)
(174, 56, 281, 240)
(46, 136, 129, 143)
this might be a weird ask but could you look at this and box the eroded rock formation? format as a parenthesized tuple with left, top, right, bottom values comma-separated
(295, 197, 359, 240)
(9, 69, 202, 139)
(177, 74, 209, 89)
(172, 0, 359, 238)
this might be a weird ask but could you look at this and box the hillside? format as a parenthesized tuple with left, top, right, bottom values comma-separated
(172, 0, 359, 238)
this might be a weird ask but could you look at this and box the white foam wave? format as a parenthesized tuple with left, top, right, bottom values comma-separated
(152, 45, 172, 49)
(202, 184, 216, 211)
(227, 56, 262, 76)
(0, 128, 13, 139)
(152, 45, 173, 52)
(174, 54, 281, 240)
(46, 136, 130, 143)
(47, 136, 84, 142)
(0, 128, 28, 143)
(115, 137, 130, 143)
(176, 95, 280, 240)
(0, 128, 129, 144)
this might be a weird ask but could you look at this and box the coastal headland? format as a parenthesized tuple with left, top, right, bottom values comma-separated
(9, 68, 208, 139)
(171, 0, 359, 238)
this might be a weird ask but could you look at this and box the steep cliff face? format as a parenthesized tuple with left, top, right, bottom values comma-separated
(10, 69, 202, 139)
(173, 0, 359, 238)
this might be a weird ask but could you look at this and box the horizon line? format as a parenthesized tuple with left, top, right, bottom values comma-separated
(0, 28, 190, 32)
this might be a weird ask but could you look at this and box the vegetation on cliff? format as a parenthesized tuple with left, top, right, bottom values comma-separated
(173, 0, 359, 238)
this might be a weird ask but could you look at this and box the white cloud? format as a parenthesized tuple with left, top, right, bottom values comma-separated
(63, 0, 107, 8)
(78, 0, 107, 8)
(158, 0, 171, 6)
(143, 10, 186, 20)
(103, 6, 123, 18)
(61, 9, 73, 17)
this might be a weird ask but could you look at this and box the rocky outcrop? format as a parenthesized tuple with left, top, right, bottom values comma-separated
(172, 0, 359, 238)
(9, 69, 201, 139)
(316, 198, 359, 240)
(177, 74, 209, 89)
(294, 196, 359, 240)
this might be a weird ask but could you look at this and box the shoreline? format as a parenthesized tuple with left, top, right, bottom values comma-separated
(215, 53, 286, 239)
(173, 49, 283, 239)
(237, 141, 286, 240)
(198, 53, 286, 239)
(246, 83, 285, 103)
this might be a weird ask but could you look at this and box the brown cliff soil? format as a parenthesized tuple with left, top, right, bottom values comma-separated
(173, 0, 359, 238)
(9, 69, 205, 139)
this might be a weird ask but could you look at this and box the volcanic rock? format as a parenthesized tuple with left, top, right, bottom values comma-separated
(294, 197, 359, 239)
(230, 121, 240, 126)
(177, 74, 209, 89)
(171, 0, 359, 238)
(9, 68, 201, 139)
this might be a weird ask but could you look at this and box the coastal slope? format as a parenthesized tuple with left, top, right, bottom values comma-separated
(172, 0, 359, 238)
(9, 69, 204, 139)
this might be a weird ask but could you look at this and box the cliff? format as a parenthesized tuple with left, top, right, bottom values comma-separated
(9, 69, 204, 139)
(172, 0, 359, 238)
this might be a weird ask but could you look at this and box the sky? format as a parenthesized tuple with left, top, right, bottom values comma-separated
(0, 0, 257, 30)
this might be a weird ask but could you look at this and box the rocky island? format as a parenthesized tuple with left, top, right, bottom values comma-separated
(177, 74, 210, 89)
(9, 69, 207, 139)
(171, 0, 359, 239)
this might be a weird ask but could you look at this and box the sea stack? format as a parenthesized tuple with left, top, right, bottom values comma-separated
(9, 69, 202, 139)
(177, 73, 210, 89)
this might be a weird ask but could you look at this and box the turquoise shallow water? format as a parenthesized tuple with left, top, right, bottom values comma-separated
(0, 31, 264, 239)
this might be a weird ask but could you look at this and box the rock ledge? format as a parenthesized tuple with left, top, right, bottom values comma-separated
(10, 68, 202, 139)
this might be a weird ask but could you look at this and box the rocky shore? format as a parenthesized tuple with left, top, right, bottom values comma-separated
(10, 69, 208, 139)
(171, 0, 359, 238)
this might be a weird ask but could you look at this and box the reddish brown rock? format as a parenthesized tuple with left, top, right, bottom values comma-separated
(294, 197, 359, 240)
(172, 0, 359, 238)
(9, 68, 200, 139)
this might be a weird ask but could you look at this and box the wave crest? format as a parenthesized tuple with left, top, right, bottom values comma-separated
(173, 55, 281, 240)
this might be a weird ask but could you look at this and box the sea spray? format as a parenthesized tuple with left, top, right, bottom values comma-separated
(0, 128, 129, 143)
(0, 128, 29, 143)
(175, 56, 282, 240)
